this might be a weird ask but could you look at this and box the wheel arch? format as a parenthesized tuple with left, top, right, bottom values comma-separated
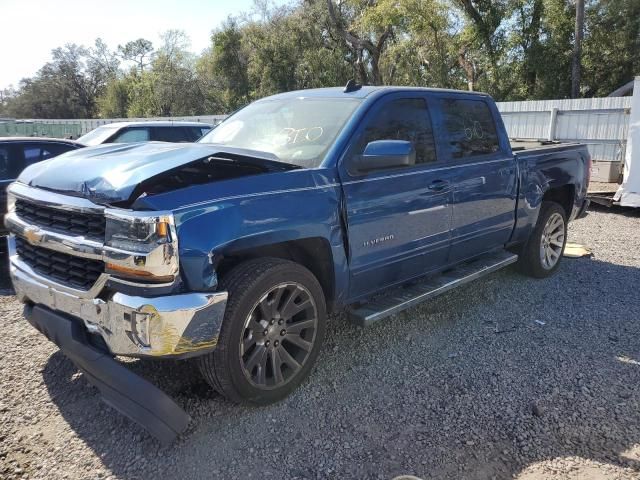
(218, 237, 337, 311)
(542, 184, 575, 219)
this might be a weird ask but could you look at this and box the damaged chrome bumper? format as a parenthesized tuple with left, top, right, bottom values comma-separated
(9, 239, 228, 358)
(24, 303, 191, 445)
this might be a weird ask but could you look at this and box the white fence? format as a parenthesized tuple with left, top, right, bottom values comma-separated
(497, 97, 631, 163)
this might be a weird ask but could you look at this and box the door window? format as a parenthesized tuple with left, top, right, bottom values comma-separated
(0, 147, 12, 180)
(440, 98, 500, 159)
(40, 143, 76, 159)
(356, 98, 437, 165)
(22, 146, 42, 166)
(110, 128, 150, 143)
(152, 127, 191, 142)
(23, 143, 76, 167)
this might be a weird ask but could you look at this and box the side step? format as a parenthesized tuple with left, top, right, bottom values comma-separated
(348, 250, 518, 327)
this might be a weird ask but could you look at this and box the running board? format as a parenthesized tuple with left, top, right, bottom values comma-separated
(348, 250, 518, 327)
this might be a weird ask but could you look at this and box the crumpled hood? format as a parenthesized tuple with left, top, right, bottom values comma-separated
(18, 142, 280, 205)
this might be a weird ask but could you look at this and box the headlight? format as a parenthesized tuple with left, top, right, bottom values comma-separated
(105, 213, 172, 253)
(104, 211, 177, 283)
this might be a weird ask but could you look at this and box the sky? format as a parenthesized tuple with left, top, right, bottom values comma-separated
(0, 0, 268, 89)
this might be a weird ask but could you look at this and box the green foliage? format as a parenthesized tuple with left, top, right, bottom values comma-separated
(1, 0, 638, 119)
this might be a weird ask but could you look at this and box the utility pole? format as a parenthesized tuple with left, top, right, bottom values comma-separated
(571, 0, 584, 98)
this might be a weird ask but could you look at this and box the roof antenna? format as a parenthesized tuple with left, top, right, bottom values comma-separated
(344, 79, 362, 93)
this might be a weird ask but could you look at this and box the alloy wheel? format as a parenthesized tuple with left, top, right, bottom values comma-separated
(540, 212, 565, 270)
(239, 282, 318, 389)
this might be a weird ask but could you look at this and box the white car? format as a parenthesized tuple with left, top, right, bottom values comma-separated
(77, 121, 212, 146)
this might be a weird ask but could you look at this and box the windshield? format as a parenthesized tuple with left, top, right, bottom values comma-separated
(77, 125, 120, 146)
(198, 98, 361, 168)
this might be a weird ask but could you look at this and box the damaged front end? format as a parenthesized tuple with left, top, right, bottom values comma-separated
(5, 143, 303, 443)
(5, 180, 230, 444)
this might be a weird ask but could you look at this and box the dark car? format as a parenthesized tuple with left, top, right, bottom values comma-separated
(1, 137, 83, 240)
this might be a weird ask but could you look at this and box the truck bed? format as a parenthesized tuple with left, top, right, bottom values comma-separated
(510, 139, 582, 154)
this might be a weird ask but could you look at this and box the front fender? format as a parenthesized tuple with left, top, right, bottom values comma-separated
(162, 169, 348, 302)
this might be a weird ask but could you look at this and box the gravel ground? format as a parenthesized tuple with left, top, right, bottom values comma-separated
(1, 205, 640, 480)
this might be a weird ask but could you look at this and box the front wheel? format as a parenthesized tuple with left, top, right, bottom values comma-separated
(517, 201, 568, 278)
(198, 258, 326, 405)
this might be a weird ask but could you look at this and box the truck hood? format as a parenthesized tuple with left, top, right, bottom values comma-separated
(18, 142, 287, 205)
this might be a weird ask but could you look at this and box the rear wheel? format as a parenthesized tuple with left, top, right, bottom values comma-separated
(198, 258, 326, 404)
(518, 201, 568, 278)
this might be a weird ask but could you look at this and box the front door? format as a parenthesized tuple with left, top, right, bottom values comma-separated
(339, 94, 453, 301)
(434, 95, 518, 263)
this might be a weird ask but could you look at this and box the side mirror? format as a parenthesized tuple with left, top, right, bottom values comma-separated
(351, 140, 415, 174)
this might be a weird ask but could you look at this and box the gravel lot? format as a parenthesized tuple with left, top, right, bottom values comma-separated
(2, 205, 640, 480)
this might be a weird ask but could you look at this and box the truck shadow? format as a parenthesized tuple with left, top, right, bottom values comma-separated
(40, 255, 640, 479)
(0, 249, 13, 296)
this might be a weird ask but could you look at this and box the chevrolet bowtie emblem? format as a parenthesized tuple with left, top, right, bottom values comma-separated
(23, 226, 43, 244)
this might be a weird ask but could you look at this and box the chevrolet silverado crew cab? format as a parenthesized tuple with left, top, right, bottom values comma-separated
(5, 84, 590, 443)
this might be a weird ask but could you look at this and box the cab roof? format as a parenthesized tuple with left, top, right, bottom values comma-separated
(96, 120, 212, 128)
(265, 85, 490, 101)
(0, 137, 82, 145)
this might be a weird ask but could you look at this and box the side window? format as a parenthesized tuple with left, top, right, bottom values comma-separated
(23, 146, 43, 167)
(38, 143, 76, 161)
(182, 126, 208, 141)
(111, 128, 150, 143)
(153, 127, 190, 142)
(0, 147, 13, 180)
(357, 98, 437, 165)
(440, 98, 500, 159)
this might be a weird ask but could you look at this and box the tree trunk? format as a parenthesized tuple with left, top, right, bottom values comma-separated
(571, 0, 584, 98)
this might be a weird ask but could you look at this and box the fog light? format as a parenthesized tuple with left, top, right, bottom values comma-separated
(129, 310, 153, 347)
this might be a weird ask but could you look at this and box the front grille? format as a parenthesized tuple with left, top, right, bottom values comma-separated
(15, 237, 104, 290)
(15, 199, 106, 240)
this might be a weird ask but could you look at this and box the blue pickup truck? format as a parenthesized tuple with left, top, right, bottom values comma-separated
(5, 85, 590, 443)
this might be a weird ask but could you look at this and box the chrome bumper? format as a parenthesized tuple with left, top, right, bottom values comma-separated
(10, 252, 228, 358)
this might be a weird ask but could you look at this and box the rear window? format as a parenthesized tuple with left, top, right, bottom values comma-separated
(440, 99, 500, 159)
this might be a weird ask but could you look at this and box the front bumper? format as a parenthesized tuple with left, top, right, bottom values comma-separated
(24, 303, 191, 445)
(10, 246, 228, 358)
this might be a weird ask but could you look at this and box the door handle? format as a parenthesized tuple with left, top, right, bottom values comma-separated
(428, 180, 449, 191)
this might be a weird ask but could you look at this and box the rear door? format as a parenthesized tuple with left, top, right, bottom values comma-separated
(339, 93, 453, 300)
(435, 94, 517, 263)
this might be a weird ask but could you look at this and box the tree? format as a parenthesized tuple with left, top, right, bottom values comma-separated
(197, 18, 250, 112)
(571, 0, 584, 97)
(325, 0, 396, 85)
(451, 0, 510, 96)
(118, 38, 154, 74)
(582, 0, 640, 97)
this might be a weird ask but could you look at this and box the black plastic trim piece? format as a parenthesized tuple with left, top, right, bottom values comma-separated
(24, 304, 191, 445)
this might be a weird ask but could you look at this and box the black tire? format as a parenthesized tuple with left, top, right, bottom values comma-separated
(198, 258, 326, 405)
(517, 201, 568, 278)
